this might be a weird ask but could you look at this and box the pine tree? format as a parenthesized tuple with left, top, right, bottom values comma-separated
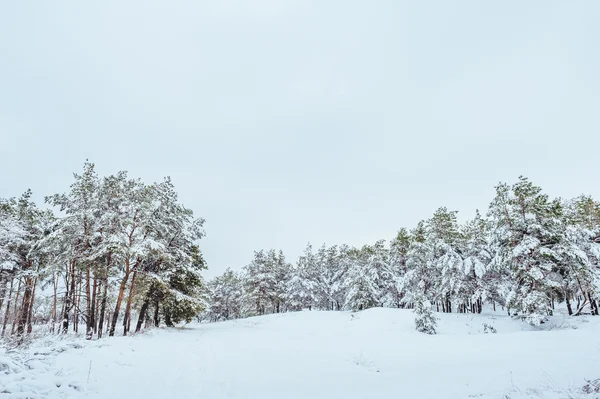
(462, 210, 494, 313)
(401, 221, 433, 308)
(489, 177, 563, 325)
(413, 283, 437, 334)
(343, 247, 379, 311)
(286, 244, 320, 311)
(206, 268, 243, 321)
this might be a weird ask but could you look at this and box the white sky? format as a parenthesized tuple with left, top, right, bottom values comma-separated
(1, 1, 599, 277)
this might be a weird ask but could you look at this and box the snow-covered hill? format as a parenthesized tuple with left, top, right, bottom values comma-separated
(2, 309, 600, 399)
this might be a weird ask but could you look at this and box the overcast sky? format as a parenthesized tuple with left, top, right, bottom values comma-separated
(1, 1, 599, 277)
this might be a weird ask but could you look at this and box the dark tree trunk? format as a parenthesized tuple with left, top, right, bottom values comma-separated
(17, 270, 35, 338)
(122, 270, 137, 336)
(63, 261, 76, 334)
(566, 296, 573, 316)
(588, 293, 598, 316)
(164, 309, 173, 327)
(74, 268, 83, 333)
(26, 278, 37, 334)
(153, 298, 160, 327)
(135, 298, 150, 333)
(90, 276, 98, 336)
(85, 267, 94, 340)
(97, 276, 109, 339)
(109, 268, 130, 337)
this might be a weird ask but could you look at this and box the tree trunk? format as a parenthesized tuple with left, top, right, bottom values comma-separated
(17, 268, 34, 337)
(0, 282, 7, 318)
(97, 277, 108, 339)
(63, 260, 76, 334)
(85, 266, 92, 340)
(51, 274, 58, 333)
(109, 267, 130, 337)
(135, 298, 150, 333)
(588, 293, 598, 316)
(10, 279, 22, 335)
(74, 268, 83, 333)
(122, 270, 137, 336)
(93, 279, 101, 335)
(1, 278, 14, 337)
(566, 296, 573, 316)
(153, 298, 160, 327)
(164, 309, 173, 327)
(26, 278, 37, 334)
(16, 274, 34, 337)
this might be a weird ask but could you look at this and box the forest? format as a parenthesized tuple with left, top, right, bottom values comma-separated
(1, 163, 599, 343)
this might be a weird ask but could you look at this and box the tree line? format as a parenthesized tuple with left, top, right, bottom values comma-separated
(2, 169, 599, 341)
(0, 162, 206, 343)
(204, 177, 600, 333)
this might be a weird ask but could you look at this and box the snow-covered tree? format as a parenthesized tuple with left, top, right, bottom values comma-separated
(488, 177, 564, 325)
(413, 283, 438, 335)
(206, 268, 243, 321)
(287, 244, 320, 311)
(343, 247, 380, 311)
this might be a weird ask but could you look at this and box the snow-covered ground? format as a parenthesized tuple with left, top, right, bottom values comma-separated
(2, 309, 600, 399)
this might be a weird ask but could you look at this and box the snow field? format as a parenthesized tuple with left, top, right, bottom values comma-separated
(2, 308, 599, 399)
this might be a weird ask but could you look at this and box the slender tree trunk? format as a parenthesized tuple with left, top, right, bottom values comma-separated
(565, 296, 573, 316)
(153, 298, 160, 327)
(135, 298, 150, 333)
(75, 269, 83, 333)
(50, 274, 58, 333)
(97, 277, 108, 339)
(26, 278, 37, 334)
(122, 270, 137, 336)
(17, 273, 34, 337)
(1, 278, 14, 337)
(63, 260, 76, 334)
(109, 267, 130, 337)
(11, 279, 22, 335)
(0, 282, 6, 318)
(85, 266, 92, 339)
(93, 279, 100, 335)
(165, 309, 173, 327)
(588, 293, 598, 316)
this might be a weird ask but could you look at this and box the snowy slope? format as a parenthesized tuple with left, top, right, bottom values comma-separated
(2, 309, 600, 399)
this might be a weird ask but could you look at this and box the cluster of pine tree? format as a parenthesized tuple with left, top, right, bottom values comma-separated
(0, 162, 207, 343)
(205, 177, 600, 333)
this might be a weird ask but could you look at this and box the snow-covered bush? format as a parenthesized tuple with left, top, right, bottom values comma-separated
(413, 294, 437, 335)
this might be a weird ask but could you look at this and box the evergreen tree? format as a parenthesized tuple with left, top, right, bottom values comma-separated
(343, 247, 379, 311)
(488, 177, 563, 325)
